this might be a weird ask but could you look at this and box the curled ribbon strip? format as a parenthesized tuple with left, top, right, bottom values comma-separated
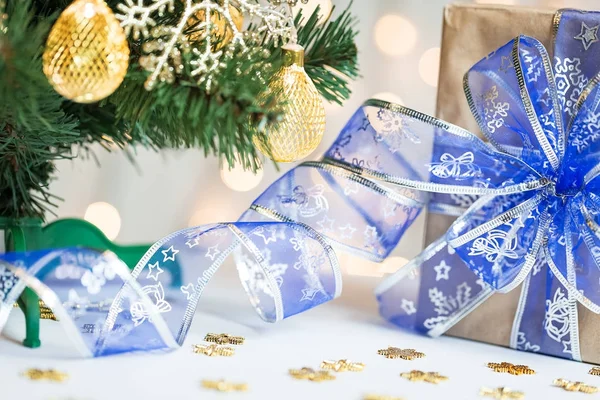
(0, 8, 598, 362)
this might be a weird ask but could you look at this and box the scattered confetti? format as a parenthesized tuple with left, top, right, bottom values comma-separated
(377, 347, 425, 360)
(22, 368, 68, 382)
(554, 378, 598, 394)
(192, 343, 235, 357)
(400, 370, 448, 384)
(589, 367, 600, 376)
(201, 379, 248, 392)
(289, 367, 336, 382)
(487, 362, 535, 375)
(480, 387, 525, 399)
(321, 359, 365, 372)
(204, 333, 245, 346)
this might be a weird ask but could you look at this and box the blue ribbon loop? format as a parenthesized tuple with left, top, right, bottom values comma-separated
(1, 8, 599, 361)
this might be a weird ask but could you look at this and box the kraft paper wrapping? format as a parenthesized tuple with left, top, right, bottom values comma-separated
(428, 3, 600, 364)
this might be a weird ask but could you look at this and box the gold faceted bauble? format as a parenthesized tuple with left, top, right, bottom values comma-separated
(186, 4, 243, 50)
(43, 0, 130, 103)
(254, 44, 326, 163)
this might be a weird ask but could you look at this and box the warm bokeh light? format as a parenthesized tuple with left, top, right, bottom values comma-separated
(220, 160, 264, 192)
(418, 47, 441, 87)
(84, 202, 122, 241)
(293, 0, 333, 25)
(374, 14, 418, 57)
(372, 92, 404, 105)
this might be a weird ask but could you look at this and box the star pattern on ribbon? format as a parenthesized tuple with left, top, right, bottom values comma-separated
(574, 21, 599, 51)
(146, 262, 164, 281)
(161, 246, 179, 262)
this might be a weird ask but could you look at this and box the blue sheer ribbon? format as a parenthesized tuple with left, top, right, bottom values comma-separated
(376, 9, 600, 361)
(1, 8, 599, 361)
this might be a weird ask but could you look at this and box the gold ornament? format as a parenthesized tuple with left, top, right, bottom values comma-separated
(186, 4, 243, 50)
(253, 43, 326, 163)
(487, 362, 535, 376)
(43, 0, 129, 103)
(589, 367, 600, 376)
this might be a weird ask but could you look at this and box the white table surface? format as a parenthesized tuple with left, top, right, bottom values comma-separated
(1, 268, 597, 400)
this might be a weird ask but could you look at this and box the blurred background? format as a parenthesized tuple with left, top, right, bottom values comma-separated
(48, 0, 600, 278)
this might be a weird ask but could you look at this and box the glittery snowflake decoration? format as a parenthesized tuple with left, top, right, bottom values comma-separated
(116, 0, 296, 90)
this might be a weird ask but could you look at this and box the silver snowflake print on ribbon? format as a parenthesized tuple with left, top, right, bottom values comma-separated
(423, 282, 472, 330)
(481, 85, 510, 134)
(373, 109, 420, 152)
(554, 57, 588, 118)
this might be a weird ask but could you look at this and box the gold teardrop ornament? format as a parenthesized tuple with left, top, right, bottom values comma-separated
(253, 44, 326, 163)
(43, 0, 129, 103)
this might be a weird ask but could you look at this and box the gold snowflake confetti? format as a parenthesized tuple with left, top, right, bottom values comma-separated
(554, 378, 598, 394)
(480, 387, 525, 399)
(399, 370, 448, 384)
(22, 368, 68, 382)
(192, 343, 235, 357)
(201, 379, 248, 392)
(377, 347, 425, 360)
(487, 362, 535, 375)
(204, 333, 245, 345)
(320, 359, 365, 372)
(289, 367, 336, 382)
(589, 367, 600, 376)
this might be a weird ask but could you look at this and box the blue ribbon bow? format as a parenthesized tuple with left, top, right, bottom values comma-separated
(377, 8, 600, 361)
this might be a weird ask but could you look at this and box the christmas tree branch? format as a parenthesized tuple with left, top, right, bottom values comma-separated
(0, 0, 361, 218)
(297, 2, 359, 105)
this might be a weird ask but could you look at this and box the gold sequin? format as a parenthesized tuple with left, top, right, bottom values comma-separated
(480, 387, 525, 399)
(204, 333, 245, 346)
(487, 362, 535, 375)
(201, 379, 248, 392)
(22, 368, 68, 382)
(554, 378, 598, 394)
(192, 343, 235, 357)
(320, 359, 365, 372)
(377, 347, 425, 360)
(589, 367, 600, 376)
(289, 367, 336, 382)
(399, 370, 448, 384)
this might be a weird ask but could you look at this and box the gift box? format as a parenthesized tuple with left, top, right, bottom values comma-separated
(422, 3, 600, 363)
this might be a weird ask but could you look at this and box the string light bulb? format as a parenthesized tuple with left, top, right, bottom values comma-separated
(253, 43, 326, 163)
(43, 0, 129, 103)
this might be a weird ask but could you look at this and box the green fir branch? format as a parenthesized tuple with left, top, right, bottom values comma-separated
(0, 0, 361, 219)
(297, 2, 360, 105)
